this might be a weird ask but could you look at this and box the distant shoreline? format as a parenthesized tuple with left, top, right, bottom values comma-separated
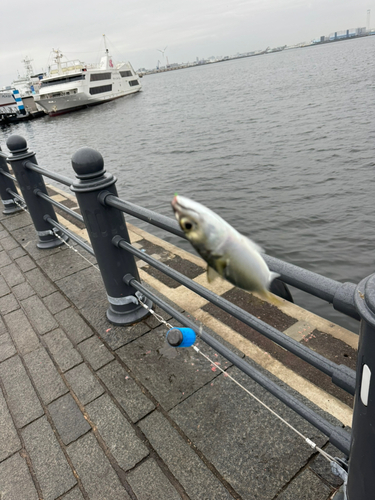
(139, 32, 375, 77)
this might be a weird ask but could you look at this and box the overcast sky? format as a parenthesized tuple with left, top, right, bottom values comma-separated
(0, 0, 373, 86)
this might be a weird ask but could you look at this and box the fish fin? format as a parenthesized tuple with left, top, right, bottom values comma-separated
(269, 272, 280, 283)
(259, 290, 284, 307)
(207, 266, 221, 283)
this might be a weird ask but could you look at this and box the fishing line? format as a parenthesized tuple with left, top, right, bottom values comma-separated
(136, 298, 340, 465)
(192, 344, 338, 464)
(35, 221, 342, 468)
(52, 228, 100, 272)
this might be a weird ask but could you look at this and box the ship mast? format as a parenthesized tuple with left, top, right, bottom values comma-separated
(52, 49, 64, 74)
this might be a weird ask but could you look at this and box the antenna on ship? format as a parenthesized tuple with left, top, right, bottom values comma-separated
(22, 56, 34, 78)
(52, 49, 64, 74)
(103, 34, 109, 54)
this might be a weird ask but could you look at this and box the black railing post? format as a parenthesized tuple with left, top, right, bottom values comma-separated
(70, 146, 151, 325)
(5, 135, 68, 248)
(346, 273, 375, 499)
(0, 147, 24, 214)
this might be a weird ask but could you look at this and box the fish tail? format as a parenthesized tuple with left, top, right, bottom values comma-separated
(260, 290, 284, 307)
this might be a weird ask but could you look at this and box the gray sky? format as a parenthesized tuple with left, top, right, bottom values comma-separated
(0, 0, 373, 86)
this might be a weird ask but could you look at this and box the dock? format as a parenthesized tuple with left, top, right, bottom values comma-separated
(0, 184, 356, 499)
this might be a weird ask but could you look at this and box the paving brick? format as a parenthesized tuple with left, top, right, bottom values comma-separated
(12, 281, 36, 300)
(48, 393, 90, 445)
(0, 387, 21, 461)
(139, 411, 232, 500)
(22, 416, 77, 500)
(98, 361, 154, 422)
(0, 274, 10, 296)
(0, 315, 6, 335)
(0, 293, 20, 315)
(55, 308, 93, 344)
(55, 266, 106, 311)
(25, 267, 56, 297)
(43, 328, 83, 372)
(4, 309, 40, 355)
(8, 245, 26, 259)
(116, 326, 230, 411)
(1, 213, 32, 232)
(0, 452, 39, 500)
(79, 302, 150, 350)
(0, 251, 12, 269)
(15, 254, 36, 272)
(78, 336, 114, 370)
(65, 363, 104, 405)
(24, 347, 68, 404)
(127, 458, 181, 500)
(0, 235, 18, 251)
(86, 394, 149, 471)
(37, 247, 94, 282)
(67, 432, 131, 500)
(61, 486, 85, 500)
(1, 262, 25, 287)
(43, 291, 70, 314)
(170, 366, 328, 500)
(275, 468, 331, 500)
(0, 332, 17, 362)
(21, 295, 58, 334)
(0, 356, 44, 428)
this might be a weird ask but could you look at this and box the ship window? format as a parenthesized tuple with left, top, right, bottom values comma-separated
(89, 85, 112, 95)
(129, 80, 139, 86)
(40, 75, 84, 87)
(120, 70, 132, 77)
(90, 73, 112, 81)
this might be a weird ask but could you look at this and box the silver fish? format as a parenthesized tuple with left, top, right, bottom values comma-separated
(171, 195, 281, 304)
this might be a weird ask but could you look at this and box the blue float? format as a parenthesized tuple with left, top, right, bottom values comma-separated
(166, 327, 196, 347)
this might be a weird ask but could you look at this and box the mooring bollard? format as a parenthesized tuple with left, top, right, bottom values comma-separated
(345, 274, 375, 499)
(70, 147, 152, 325)
(0, 146, 24, 214)
(6, 135, 68, 248)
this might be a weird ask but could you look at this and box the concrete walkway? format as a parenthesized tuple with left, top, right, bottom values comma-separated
(0, 190, 354, 499)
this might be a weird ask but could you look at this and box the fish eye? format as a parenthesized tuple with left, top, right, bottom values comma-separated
(181, 218, 194, 231)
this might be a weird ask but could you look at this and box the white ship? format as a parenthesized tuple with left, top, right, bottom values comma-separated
(36, 37, 141, 116)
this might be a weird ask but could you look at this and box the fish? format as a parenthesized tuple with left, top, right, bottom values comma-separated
(171, 195, 282, 306)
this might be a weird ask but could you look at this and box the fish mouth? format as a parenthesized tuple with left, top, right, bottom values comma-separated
(171, 195, 186, 217)
(171, 195, 200, 225)
(171, 195, 195, 214)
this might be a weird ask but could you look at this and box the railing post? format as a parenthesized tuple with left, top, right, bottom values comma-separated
(70, 146, 151, 325)
(0, 146, 24, 214)
(345, 274, 375, 499)
(6, 135, 68, 248)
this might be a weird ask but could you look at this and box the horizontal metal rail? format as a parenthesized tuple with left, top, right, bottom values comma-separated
(125, 274, 352, 457)
(25, 160, 74, 187)
(6, 189, 25, 205)
(113, 236, 356, 395)
(44, 216, 95, 255)
(35, 189, 84, 223)
(103, 193, 359, 320)
(102, 192, 186, 238)
(264, 255, 359, 321)
(0, 169, 18, 183)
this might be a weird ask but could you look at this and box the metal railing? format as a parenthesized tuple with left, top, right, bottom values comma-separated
(1, 134, 374, 500)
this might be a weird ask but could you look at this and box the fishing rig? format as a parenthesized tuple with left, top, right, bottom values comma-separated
(2, 135, 374, 499)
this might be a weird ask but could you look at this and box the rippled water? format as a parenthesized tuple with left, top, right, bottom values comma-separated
(2, 36, 375, 332)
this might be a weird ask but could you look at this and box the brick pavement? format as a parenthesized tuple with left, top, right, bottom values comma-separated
(0, 204, 349, 499)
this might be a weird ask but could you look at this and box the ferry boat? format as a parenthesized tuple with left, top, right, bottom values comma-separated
(36, 37, 141, 116)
